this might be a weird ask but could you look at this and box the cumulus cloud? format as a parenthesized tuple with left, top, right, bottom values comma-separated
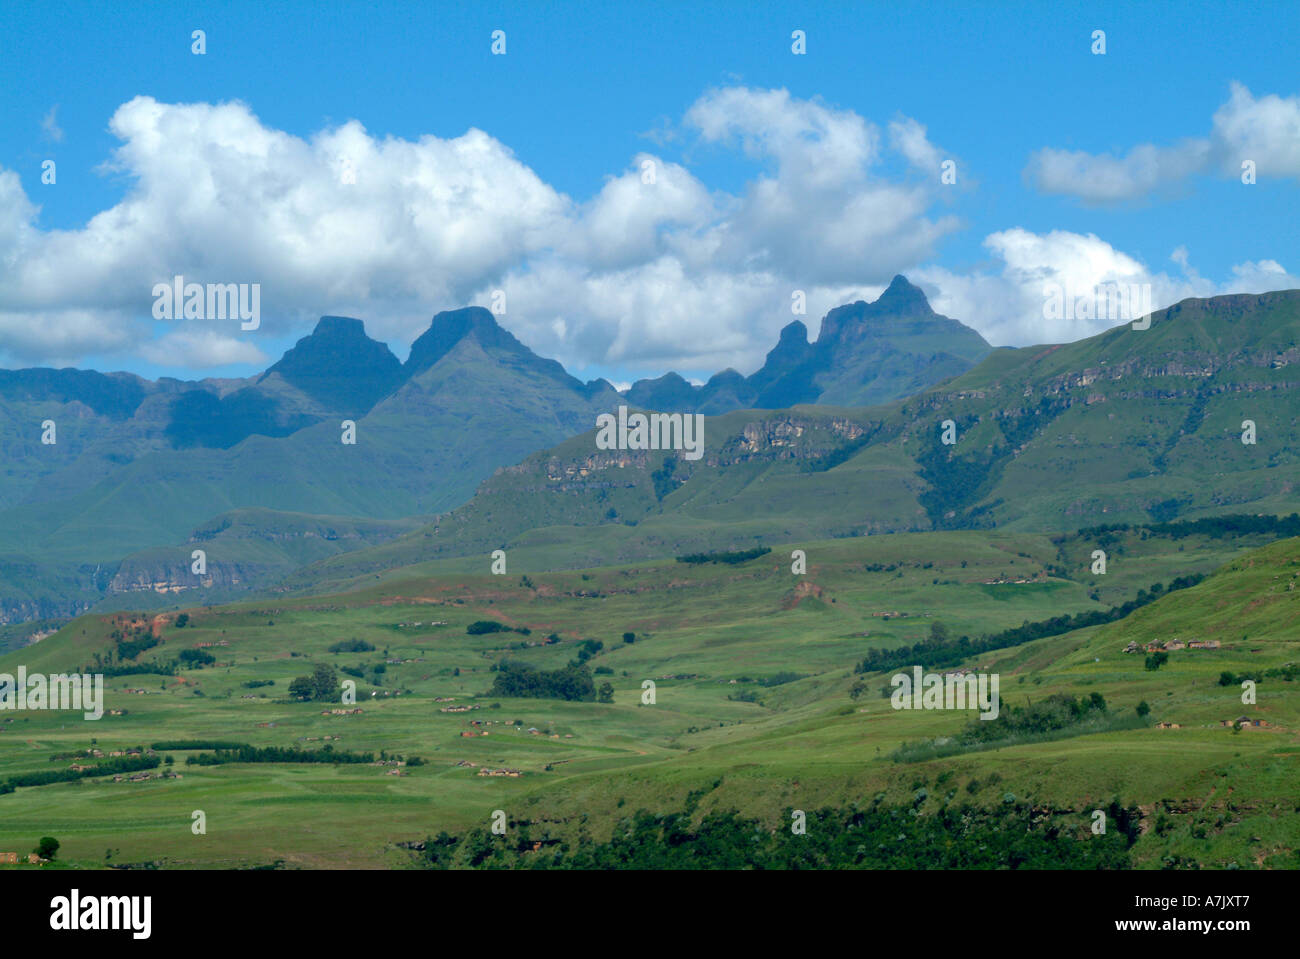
(0, 96, 570, 365)
(914, 228, 1300, 345)
(1225, 257, 1300, 291)
(1024, 83, 1300, 202)
(3, 87, 1294, 377)
(0, 88, 961, 375)
(562, 154, 715, 271)
(681, 87, 959, 284)
(1211, 82, 1300, 178)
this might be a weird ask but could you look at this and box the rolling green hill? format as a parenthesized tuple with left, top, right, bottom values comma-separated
(1, 526, 1295, 869)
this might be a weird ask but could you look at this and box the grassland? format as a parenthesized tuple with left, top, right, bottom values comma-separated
(1, 526, 1296, 869)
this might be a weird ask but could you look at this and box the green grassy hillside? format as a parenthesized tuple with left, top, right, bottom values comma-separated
(2, 529, 1295, 869)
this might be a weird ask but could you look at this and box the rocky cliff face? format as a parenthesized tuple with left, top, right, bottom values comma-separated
(107, 561, 253, 594)
(0, 598, 96, 627)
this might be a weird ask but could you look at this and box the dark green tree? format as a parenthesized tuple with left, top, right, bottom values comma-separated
(35, 836, 60, 860)
(288, 676, 315, 701)
(1144, 651, 1169, 671)
(311, 663, 339, 701)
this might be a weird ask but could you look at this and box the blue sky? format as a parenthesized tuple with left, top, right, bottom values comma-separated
(2, 0, 1297, 385)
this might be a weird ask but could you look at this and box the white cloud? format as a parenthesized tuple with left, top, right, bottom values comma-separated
(1211, 82, 1300, 178)
(1024, 141, 1210, 204)
(889, 117, 944, 175)
(139, 328, 269, 369)
(685, 87, 879, 186)
(564, 154, 715, 270)
(0, 88, 963, 374)
(3, 87, 1292, 378)
(915, 228, 1299, 346)
(1024, 83, 1300, 202)
(1224, 257, 1300, 292)
(0, 96, 570, 363)
(0, 307, 136, 365)
(682, 87, 959, 284)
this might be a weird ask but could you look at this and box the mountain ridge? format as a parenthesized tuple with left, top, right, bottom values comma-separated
(7, 283, 1294, 626)
(275, 287, 1300, 592)
(626, 275, 992, 412)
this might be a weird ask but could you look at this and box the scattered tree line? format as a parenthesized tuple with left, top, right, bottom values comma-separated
(84, 625, 160, 670)
(467, 620, 531, 636)
(1079, 512, 1300, 543)
(92, 661, 176, 677)
(86, 635, 221, 676)
(177, 648, 215, 667)
(186, 745, 383, 766)
(675, 546, 771, 565)
(855, 574, 1205, 675)
(891, 693, 1151, 762)
(417, 797, 1136, 870)
(328, 638, 374, 653)
(1219, 665, 1299, 686)
(958, 692, 1107, 745)
(115, 634, 159, 660)
(489, 661, 596, 701)
(1, 755, 160, 792)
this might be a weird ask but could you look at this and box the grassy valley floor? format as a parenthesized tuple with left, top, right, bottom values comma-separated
(1, 528, 1297, 869)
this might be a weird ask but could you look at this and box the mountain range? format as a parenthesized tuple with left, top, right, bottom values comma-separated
(276, 288, 1300, 594)
(0, 277, 990, 624)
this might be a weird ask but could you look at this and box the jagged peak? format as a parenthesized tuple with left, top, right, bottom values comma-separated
(405, 306, 520, 375)
(875, 274, 932, 313)
(815, 275, 939, 345)
(402, 305, 589, 395)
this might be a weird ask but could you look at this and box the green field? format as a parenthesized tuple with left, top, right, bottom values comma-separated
(2, 525, 1297, 869)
